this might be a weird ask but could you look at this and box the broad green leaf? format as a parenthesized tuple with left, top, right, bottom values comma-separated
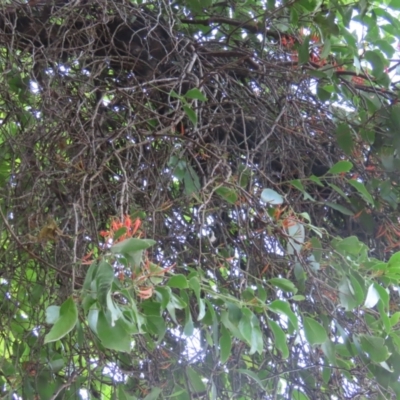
(261, 188, 284, 205)
(183, 105, 197, 125)
(250, 326, 263, 355)
(335, 123, 354, 155)
(325, 202, 354, 216)
(268, 300, 298, 330)
(143, 388, 162, 400)
(44, 297, 78, 343)
(184, 88, 207, 101)
(269, 277, 298, 294)
(96, 310, 132, 352)
(189, 276, 206, 321)
(111, 238, 156, 255)
(364, 50, 385, 79)
(219, 329, 232, 364)
(298, 36, 310, 65)
(360, 334, 390, 362)
(268, 319, 289, 359)
(117, 384, 139, 400)
(237, 369, 265, 390)
(347, 180, 374, 206)
(184, 166, 201, 195)
(167, 274, 189, 289)
(95, 261, 114, 310)
(338, 278, 358, 311)
(388, 252, 400, 268)
(216, 186, 238, 204)
(334, 236, 364, 256)
(292, 389, 310, 400)
(328, 160, 353, 174)
(186, 367, 207, 393)
(83, 261, 99, 292)
(321, 339, 336, 365)
(303, 316, 327, 345)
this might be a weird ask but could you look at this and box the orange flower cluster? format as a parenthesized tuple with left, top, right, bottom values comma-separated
(100, 215, 141, 243)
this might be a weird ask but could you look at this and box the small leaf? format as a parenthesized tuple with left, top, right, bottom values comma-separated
(44, 298, 78, 343)
(184, 88, 207, 101)
(328, 161, 353, 174)
(261, 188, 284, 205)
(303, 316, 328, 345)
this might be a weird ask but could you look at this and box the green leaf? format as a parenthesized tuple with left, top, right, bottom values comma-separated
(189, 277, 206, 320)
(360, 334, 390, 362)
(44, 298, 78, 343)
(183, 105, 197, 125)
(298, 36, 310, 65)
(303, 316, 328, 345)
(143, 388, 162, 400)
(268, 300, 298, 330)
(292, 389, 311, 400)
(95, 261, 114, 310)
(96, 310, 132, 352)
(184, 88, 207, 101)
(364, 50, 385, 79)
(269, 278, 298, 294)
(325, 202, 354, 216)
(167, 274, 189, 289)
(184, 166, 201, 195)
(186, 367, 207, 393)
(328, 160, 353, 174)
(237, 369, 265, 390)
(83, 260, 99, 292)
(111, 238, 156, 255)
(268, 319, 289, 359)
(335, 123, 354, 155)
(216, 186, 238, 204)
(347, 180, 374, 206)
(334, 236, 364, 256)
(388, 252, 400, 268)
(219, 328, 232, 364)
(338, 278, 358, 311)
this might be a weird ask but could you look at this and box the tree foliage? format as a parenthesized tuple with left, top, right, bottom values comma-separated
(1, 0, 400, 398)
